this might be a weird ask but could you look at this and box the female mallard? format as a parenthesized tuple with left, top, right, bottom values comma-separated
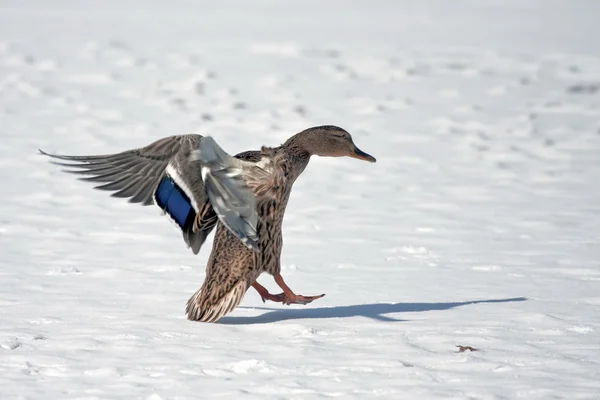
(40, 125, 376, 322)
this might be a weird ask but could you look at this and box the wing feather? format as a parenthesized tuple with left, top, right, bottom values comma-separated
(40, 134, 218, 253)
(39, 135, 199, 205)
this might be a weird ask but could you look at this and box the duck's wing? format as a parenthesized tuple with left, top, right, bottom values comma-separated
(189, 138, 260, 251)
(189, 138, 287, 253)
(39, 135, 218, 254)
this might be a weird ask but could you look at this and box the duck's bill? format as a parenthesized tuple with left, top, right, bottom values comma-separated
(350, 146, 377, 163)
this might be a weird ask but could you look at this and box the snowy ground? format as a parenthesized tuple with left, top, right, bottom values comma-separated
(2, 1, 600, 399)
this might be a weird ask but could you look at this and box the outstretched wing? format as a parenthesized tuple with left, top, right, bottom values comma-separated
(40, 135, 218, 254)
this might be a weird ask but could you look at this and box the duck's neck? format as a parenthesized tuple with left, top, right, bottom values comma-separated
(278, 132, 313, 179)
(282, 131, 312, 155)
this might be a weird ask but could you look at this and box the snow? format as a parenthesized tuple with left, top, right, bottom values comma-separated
(2, 0, 600, 398)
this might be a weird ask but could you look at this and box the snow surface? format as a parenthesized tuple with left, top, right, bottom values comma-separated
(2, 1, 600, 399)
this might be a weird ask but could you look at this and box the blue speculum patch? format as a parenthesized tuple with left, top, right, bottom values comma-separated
(155, 176, 194, 230)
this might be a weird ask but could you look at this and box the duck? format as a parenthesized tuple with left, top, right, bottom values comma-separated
(40, 125, 376, 322)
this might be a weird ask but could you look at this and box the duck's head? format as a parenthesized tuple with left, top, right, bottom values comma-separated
(285, 125, 376, 163)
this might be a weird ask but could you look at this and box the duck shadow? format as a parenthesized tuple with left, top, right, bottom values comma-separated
(219, 297, 527, 325)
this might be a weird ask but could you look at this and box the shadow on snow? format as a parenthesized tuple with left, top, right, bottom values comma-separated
(219, 297, 527, 325)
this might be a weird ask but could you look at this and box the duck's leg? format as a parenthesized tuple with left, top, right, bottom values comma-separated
(251, 282, 284, 303)
(274, 274, 325, 305)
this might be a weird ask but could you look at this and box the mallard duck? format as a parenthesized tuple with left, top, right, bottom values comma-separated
(40, 125, 376, 322)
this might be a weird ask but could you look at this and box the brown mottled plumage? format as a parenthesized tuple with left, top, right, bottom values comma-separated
(40, 125, 376, 323)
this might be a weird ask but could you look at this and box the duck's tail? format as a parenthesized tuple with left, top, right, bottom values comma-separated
(185, 280, 247, 323)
